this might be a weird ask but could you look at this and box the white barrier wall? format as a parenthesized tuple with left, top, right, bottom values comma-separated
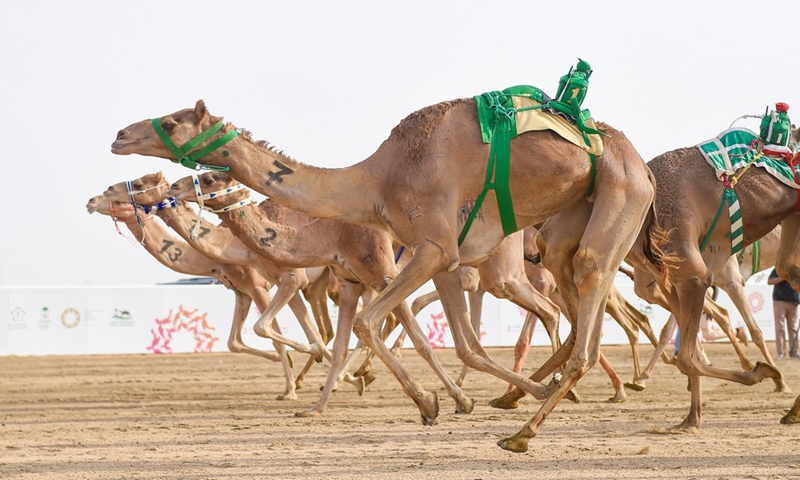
(0, 281, 778, 356)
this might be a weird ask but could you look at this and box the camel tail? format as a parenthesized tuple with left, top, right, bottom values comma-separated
(641, 173, 676, 290)
(641, 207, 673, 290)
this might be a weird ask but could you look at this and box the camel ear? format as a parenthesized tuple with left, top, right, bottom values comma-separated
(194, 100, 207, 123)
(155, 171, 165, 183)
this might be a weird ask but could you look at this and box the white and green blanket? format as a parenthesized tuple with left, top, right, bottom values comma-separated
(696, 127, 800, 188)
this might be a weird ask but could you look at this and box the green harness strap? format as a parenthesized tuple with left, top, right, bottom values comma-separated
(736, 239, 761, 276)
(700, 184, 742, 255)
(459, 92, 518, 246)
(152, 118, 239, 172)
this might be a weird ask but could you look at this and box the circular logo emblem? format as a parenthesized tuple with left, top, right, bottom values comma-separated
(61, 308, 81, 328)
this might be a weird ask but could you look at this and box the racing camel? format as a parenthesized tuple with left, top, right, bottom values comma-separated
(111, 97, 667, 451)
(85, 193, 298, 399)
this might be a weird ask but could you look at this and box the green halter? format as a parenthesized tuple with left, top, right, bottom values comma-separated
(151, 118, 239, 172)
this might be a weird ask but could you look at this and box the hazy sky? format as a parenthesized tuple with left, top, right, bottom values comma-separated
(2, 0, 797, 286)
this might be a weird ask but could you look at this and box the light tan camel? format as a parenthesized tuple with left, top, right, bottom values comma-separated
(634, 226, 781, 388)
(111, 98, 666, 451)
(392, 233, 563, 389)
(102, 174, 335, 371)
(623, 139, 798, 435)
(85, 194, 298, 399)
(164, 171, 479, 418)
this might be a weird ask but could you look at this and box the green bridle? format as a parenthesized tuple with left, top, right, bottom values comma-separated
(151, 118, 239, 172)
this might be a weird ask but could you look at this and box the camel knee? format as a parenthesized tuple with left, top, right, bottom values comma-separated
(351, 315, 374, 343)
(253, 321, 274, 338)
(572, 248, 605, 290)
(675, 356, 700, 376)
(413, 342, 435, 362)
(565, 355, 595, 378)
(455, 346, 483, 367)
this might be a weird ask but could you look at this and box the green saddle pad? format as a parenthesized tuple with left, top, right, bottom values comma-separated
(696, 127, 800, 188)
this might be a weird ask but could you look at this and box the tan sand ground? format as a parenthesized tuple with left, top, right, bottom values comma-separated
(2, 343, 800, 479)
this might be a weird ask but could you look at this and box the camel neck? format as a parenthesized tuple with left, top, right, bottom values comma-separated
(210, 136, 384, 228)
(122, 217, 216, 276)
(156, 205, 254, 265)
(216, 204, 330, 268)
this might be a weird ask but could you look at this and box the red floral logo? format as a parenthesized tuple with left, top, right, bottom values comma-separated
(147, 305, 219, 354)
(426, 311, 450, 348)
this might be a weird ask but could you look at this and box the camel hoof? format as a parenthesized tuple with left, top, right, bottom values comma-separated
(455, 379, 464, 388)
(497, 435, 529, 453)
(344, 374, 366, 396)
(294, 409, 322, 418)
(607, 392, 626, 404)
(565, 389, 581, 403)
(624, 382, 645, 392)
(295, 378, 304, 390)
(774, 379, 791, 393)
(781, 412, 800, 425)
(489, 390, 524, 410)
(455, 397, 476, 415)
(412, 391, 440, 426)
(362, 372, 377, 388)
(276, 392, 298, 401)
(390, 347, 402, 359)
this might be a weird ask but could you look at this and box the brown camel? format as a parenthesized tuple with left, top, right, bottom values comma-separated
(85, 194, 298, 399)
(634, 226, 781, 388)
(111, 98, 665, 451)
(102, 174, 335, 368)
(623, 136, 799, 434)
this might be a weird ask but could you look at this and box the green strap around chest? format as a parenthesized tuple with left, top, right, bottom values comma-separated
(700, 185, 743, 255)
(458, 92, 518, 246)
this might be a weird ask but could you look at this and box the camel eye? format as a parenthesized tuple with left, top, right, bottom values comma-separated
(162, 121, 176, 131)
(203, 177, 214, 186)
(133, 182, 143, 190)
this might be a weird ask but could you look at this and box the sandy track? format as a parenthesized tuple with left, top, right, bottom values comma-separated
(3, 343, 800, 479)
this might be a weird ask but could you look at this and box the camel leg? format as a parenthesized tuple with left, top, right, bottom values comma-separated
(667, 267, 781, 432)
(349, 243, 473, 424)
(304, 268, 335, 345)
(432, 269, 551, 401)
(296, 280, 362, 417)
(717, 278, 789, 392)
(226, 290, 297, 400)
(505, 312, 538, 394)
(390, 290, 440, 357)
(456, 288, 485, 387)
(636, 315, 677, 387)
(781, 394, 800, 424)
(499, 159, 654, 452)
(253, 275, 331, 362)
(599, 350, 626, 403)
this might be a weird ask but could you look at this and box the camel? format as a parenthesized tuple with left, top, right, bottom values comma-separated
(621, 132, 800, 435)
(491, 227, 665, 405)
(168, 171, 583, 416)
(101, 174, 336, 373)
(111, 97, 666, 451)
(161, 171, 476, 417)
(85, 193, 298, 399)
(634, 226, 781, 388)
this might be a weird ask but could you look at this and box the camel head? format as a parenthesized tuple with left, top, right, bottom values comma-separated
(167, 171, 249, 212)
(112, 100, 235, 171)
(103, 172, 170, 207)
(86, 191, 143, 223)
